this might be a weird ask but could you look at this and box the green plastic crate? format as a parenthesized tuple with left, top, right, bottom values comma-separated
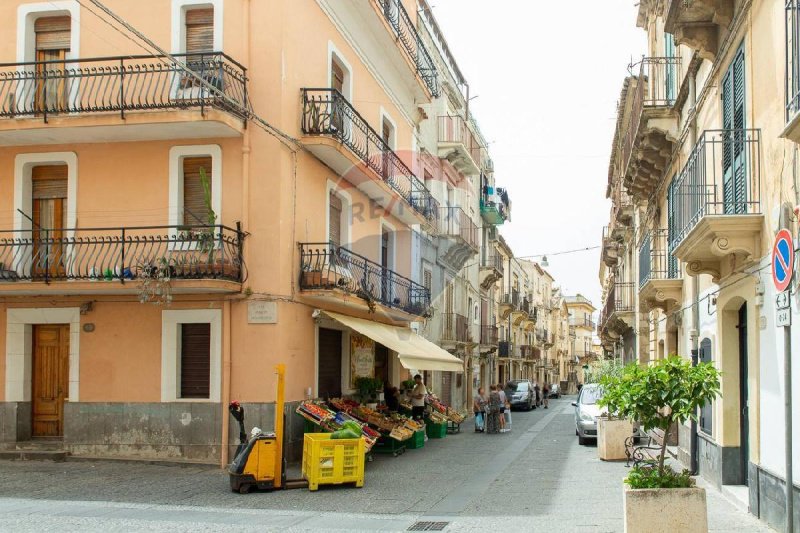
(425, 421, 447, 439)
(404, 429, 425, 449)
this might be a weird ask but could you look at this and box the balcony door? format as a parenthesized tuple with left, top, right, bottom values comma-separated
(721, 46, 747, 215)
(31, 165, 68, 280)
(664, 33, 676, 104)
(34, 16, 71, 114)
(380, 227, 393, 304)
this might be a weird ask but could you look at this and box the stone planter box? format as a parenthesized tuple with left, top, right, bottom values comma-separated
(623, 485, 708, 533)
(598, 417, 634, 461)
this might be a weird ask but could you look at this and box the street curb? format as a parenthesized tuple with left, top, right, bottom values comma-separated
(66, 455, 220, 469)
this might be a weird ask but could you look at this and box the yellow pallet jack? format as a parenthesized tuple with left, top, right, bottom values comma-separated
(228, 364, 308, 493)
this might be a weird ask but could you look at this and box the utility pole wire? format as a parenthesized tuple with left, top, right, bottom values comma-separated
(82, 0, 301, 152)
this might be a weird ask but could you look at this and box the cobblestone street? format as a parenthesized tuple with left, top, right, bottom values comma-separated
(0, 398, 772, 532)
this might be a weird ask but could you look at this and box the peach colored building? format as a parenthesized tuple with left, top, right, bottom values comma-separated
(0, 0, 480, 464)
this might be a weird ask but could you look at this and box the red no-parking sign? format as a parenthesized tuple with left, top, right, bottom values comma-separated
(772, 229, 795, 293)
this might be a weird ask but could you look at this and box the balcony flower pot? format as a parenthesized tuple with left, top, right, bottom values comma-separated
(597, 416, 634, 461)
(302, 270, 323, 287)
(623, 485, 707, 533)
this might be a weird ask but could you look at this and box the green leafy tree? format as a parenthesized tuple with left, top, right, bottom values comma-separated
(598, 356, 721, 482)
(584, 357, 624, 385)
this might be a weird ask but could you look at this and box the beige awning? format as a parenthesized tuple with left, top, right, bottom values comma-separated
(321, 311, 464, 372)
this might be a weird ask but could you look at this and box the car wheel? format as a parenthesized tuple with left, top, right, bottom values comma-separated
(578, 435, 587, 445)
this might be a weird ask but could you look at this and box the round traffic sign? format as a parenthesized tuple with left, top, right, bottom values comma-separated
(772, 229, 795, 292)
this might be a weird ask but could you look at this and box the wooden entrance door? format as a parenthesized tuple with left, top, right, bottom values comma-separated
(317, 328, 342, 400)
(32, 324, 70, 437)
(32, 165, 68, 279)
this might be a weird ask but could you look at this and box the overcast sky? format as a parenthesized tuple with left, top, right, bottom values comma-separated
(430, 0, 646, 310)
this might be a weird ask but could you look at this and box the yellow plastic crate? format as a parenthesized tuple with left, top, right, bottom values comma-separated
(302, 433, 365, 491)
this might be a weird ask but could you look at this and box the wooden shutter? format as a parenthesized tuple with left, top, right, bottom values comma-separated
(185, 8, 214, 54)
(722, 47, 746, 215)
(32, 165, 68, 199)
(423, 269, 432, 291)
(182, 156, 213, 226)
(699, 338, 713, 435)
(329, 191, 342, 246)
(180, 323, 211, 399)
(35, 16, 71, 51)
(331, 60, 345, 94)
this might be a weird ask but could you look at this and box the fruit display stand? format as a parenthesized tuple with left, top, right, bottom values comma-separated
(424, 410, 448, 439)
(295, 402, 379, 453)
(302, 433, 365, 491)
(404, 429, 426, 449)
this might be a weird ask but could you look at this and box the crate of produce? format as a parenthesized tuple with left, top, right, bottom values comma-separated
(302, 433, 365, 491)
(373, 435, 406, 457)
(425, 420, 447, 439)
(404, 429, 425, 449)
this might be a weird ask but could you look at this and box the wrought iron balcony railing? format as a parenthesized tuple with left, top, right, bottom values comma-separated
(569, 316, 596, 329)
(0, 53, 248, 122)
(298, 242, 429, 315)
(480, 248, 503, 273)
(639, 229, 681, 288)
(787, 1, 800, 121)
(0, 224, 244, 284)
(301, 88, 437, 224)
(602, 280, 635, 323)
(669, 129, 761, 252)
(438, 206, 478, 249)
(619, 56, 682, 179)
(438, 115, 483, 164)
(373, 0, 440, 97)
(442, 313, 470, 343)
(480, 324, 498, 345)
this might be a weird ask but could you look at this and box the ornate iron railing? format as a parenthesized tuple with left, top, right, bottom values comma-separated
(480, 324, 498, 345)
(0, 224, 244, 284)
(569, 316, 596, 329)
(298, 242, 429, 315)
(620, 57, 682, 179)
(0, 53, 248, 122)
(442, 313, 469, 343)
(480, 248, 503, 273)
(438, 115, 483, 165)
(639, 229, 681, 289)
(438, 206, 478, 249)
(669, 129, 761, 252)
(787, 1, 800, 121)
(603, 280, 635, 322)
(373, 0, 440, 97)
(301, 88, 437, 224)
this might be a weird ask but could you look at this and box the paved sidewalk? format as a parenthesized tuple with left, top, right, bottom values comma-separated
(0, 398, 775, 532)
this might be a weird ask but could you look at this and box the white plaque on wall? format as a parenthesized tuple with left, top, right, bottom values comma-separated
(248, 301, 277, 324)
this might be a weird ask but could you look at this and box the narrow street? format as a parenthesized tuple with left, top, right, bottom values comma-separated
(0, 398, 769, 532)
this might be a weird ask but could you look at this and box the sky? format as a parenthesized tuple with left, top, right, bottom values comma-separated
(429, 0, 646, 310)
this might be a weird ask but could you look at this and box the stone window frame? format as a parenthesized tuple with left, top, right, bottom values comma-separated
(161, 309, 222, 402)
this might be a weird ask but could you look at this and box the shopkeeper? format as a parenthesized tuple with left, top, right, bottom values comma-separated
(411, 374, 427, 420)
(384, 381, 400, 412)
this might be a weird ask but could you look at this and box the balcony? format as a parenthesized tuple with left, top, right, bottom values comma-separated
(569, 316, 596, 330)
(480, 185, 510, 226)
(620, 57, 682, 201)
(784, 2, 800, 143)
(301, 89, 437, 228)
(518, 345, 535, 359)
(436, 206, 478, 270)
(0, 53, 248, 146)
(670, 130, 763, 281)
(438, 116, 483, 175)
(441, 312, 471, 347)
(480, 324, 498, 347)
(0, 224, 244, 295)
(665, 0, 734, 61)
(298, 242, 430, 320)
(511, 293, 529, 326)
(599, 280, 635, 340)
(601, 226, 620, 268)
(639, 229, 683, 313)
(611, 183, 634, 228)
(479, 248, 503, 289)
(498, 290, 519, 320)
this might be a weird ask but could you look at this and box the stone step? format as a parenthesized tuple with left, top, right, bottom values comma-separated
(0, 450, 68, 462)
(15, 440, 65, 451)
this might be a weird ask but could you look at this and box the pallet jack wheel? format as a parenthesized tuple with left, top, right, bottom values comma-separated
(238, 484, 251, 495)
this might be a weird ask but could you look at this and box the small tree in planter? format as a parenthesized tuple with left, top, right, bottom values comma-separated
(599, 355, 720, 533)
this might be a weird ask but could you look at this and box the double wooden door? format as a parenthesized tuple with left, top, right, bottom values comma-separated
(32, 324, 70, 437)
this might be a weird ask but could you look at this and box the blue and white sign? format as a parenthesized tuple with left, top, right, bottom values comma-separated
(772, 229, 794, 293)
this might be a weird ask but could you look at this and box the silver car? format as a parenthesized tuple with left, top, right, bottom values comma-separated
(573, 383, 604, 445)
(573, 383, 644, 445)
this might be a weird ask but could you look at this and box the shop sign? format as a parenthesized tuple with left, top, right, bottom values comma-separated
(350, 333, 375, 387)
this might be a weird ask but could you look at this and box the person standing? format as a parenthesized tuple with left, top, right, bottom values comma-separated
(473, 387, 487, 432)
(533, 382, 541, 409)
(542, 382, 550, 409)
(486, 385, 502, 434)
(497, 383, 507, 433)
(410, 374, 427, 420)
(384, 381, 400, 412)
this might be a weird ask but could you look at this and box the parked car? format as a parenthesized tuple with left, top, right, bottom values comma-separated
(504, 380, 535, 411)
(573, 383, 644, 445)
(548, 384, 561, 398)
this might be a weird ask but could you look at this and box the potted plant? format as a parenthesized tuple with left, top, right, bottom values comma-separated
(598, 356, 720, 533)
(353, 376, 383, 407)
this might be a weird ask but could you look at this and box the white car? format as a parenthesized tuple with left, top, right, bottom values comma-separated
(573, 383, 645, 445)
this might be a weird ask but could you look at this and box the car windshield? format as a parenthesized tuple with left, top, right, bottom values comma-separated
(505, 381, 528, 392)
(580, 386, 603, 405)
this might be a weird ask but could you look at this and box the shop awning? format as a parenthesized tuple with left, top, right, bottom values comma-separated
(321, 311, 464, 372)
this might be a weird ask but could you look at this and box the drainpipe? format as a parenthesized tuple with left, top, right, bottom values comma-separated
(687, 69, 700, 475)
(220, 299, 233, 468)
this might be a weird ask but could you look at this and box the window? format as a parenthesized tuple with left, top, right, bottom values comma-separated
(787, 2, 800, 120)
(169, 145, 222, 230)
(328, 191, 343, 246)
(328, 45, 352, 100)
(699, 338, 713, 435)
(423, 268, 432, 292)
(185, 8, 213, 54)
(721, 45, 747, 214)
(182, 156, 213, 226)
(179, 323, 210, 398)
(331, 59, 345, 94)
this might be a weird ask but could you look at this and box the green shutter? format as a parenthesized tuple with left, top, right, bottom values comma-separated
(722, 46, 746, 214)
(665, 34, 676, 103)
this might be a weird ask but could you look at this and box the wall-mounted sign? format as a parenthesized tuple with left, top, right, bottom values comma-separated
(247, 301, 277, 324)
(350, 333, 375, 388)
